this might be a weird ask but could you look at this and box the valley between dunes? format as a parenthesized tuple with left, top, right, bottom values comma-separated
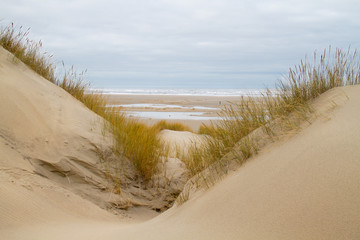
(0, 46, 359, 240)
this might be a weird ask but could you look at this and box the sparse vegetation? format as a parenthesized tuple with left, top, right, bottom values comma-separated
(188, 47, 360, 178)
(2, 22, 360, 201)
(111, 116, 165, 180)
(0, 23, 56, 83)
(0, 23, 166, 180)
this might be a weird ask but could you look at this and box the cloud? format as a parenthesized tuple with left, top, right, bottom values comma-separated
(1, 0, 360, 88)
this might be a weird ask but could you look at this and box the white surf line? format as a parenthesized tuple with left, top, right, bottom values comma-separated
(89, 88, 271, 96)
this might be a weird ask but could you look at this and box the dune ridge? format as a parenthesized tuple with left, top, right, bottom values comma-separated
(0, 46, 187, 226)
(1, 44, 360, 240)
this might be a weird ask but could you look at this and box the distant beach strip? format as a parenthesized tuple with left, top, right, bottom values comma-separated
(106, 103, 219, 111)
(95, 88, 274, 121)
(125, 111, 222, 120)
(89, 88, 270, 97)
(106, 104, 221, 120)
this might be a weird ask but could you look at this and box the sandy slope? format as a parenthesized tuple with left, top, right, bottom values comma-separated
(1, 44, 360, 240)
(0, 46, 179, 229)
(140, 86, 360, 240)
(0, 47, 123, 236)
(80, 85, 359, 240)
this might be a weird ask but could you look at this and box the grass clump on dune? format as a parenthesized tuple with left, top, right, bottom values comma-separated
(187, 47, 360, 177)
(0, 23, 164, 180)
(119, 120, 162, 180)
(0, 23, 108, 116)
(0, 23, 56, 83)
(3, 22, 359, 185)
(104, 111, 164, 180)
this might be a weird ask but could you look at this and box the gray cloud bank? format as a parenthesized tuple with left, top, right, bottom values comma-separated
(1, 0, 360, 88)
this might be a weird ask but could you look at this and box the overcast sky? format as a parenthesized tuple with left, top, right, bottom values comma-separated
(1, 0, 360, 89)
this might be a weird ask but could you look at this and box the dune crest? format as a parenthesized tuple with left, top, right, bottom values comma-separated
(1, 45, 360, 239)
(0, 46, 186, 227)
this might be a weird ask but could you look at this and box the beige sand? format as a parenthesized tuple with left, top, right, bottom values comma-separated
(104, 94, 241, 108)
(0, 47, 181, 225)
(104, 94, 243, 131)
(158, 129, 207, 158)
(1, 46, 360, 240)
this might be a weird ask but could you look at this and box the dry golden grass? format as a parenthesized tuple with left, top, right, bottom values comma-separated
(0, 23, 56, 83)
(177, 48, 360, 203)
(189, 47, 360, 177)
(0, 23, 166, 180)
(108, 113, 165, 180)
(2, 23, 360, 189)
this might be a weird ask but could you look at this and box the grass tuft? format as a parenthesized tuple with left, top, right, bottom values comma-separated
(0, 23, 56, 83)
(0, 23, 166, 181)
(111, 116, 164, 180)
(2, 22, 360, 194)
(188, 46, 360, 178)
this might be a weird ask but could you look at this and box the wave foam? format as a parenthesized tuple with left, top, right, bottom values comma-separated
(90, 88, 269, 96)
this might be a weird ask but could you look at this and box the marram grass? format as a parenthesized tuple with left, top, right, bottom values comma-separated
(176, 47, 360, 204)
(0, 23, 56, 83)
(187, 46, 360, 177)
(2, 23, 360, 189)
(0, 23, 167, 180)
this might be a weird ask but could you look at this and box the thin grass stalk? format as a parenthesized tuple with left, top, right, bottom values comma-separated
(0, 23, 166, 180)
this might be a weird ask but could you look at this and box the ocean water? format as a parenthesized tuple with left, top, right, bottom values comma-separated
(90, 88, 269, 97)
(95, 88, 272, 120)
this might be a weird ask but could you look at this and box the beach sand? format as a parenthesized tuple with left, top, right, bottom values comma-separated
(1, 45, 360, 240)
(104, 94, 244, 131)
(105, 94, 242, 108)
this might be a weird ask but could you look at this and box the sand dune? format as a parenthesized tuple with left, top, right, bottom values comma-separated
(1, 45, 360, 240)
(0, 46, 184, 228)
(0, 47, 123, 237)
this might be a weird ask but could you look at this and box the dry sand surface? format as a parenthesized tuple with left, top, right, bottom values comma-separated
(104, 94, 244, 131)
(1, 45, 360, 240)
(105, 94, 241, 109)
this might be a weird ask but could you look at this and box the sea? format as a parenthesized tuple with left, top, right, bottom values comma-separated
(90, 88, 269, 97)
(90, 88, 272, 120)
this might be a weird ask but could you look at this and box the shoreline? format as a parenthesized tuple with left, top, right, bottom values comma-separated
(103, 94, 244, 131)
(90, 88, 268, 97)
(104, 94, 243, 107)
